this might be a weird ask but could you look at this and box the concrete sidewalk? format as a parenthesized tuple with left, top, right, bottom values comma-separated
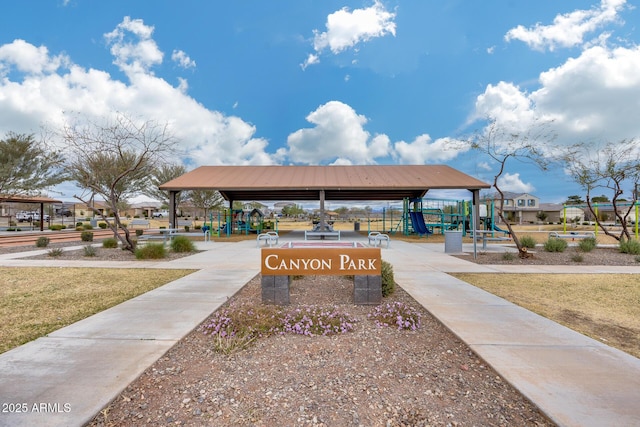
(0, 240, 260, 427)
(0, 235, 639, 426)
(383, 241, 640, 427)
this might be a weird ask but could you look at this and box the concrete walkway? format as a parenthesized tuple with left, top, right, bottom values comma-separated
(0, 234, 639, 426)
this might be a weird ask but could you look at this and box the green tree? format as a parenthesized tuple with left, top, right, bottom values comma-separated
(190, 190, 225, 220)
(562, 139, 640, 241)
(61, 113, 177, 252)
(145, 163, 188, 210)
(564, 195, 585, 205)
(0, 132, 67, 196)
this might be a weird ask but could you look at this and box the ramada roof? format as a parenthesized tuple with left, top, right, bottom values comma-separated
(159, 165, 490, 202)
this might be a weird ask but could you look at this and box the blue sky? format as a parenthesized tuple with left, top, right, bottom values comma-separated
(1, 0, 639, 204)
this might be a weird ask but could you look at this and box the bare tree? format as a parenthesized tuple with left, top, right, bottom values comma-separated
(563, 139, 640, 241)
(61, 113, 177, 252)
(470, 118, 557, 257)
(0, 132, 67, 197)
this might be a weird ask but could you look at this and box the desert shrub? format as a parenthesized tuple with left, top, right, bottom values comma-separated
(135, 243, 167, 259)
(35, 236, 50, 248)
(81, 231, 94, 242)
(544, 237, 568, 252)
(368, 301, 421, 330)
(83, 224, 93, 230)
(102, 238, 118, 248)
(519, 235, 537, 249)
(277, 306, 356, 336)
(381, 260, 395, 297)
(47, 248, 63, 257)
(76, 222, 84, 227)
(48, 224, 66, 231)
(98, 222, 107, 229)
(571, 253, 584, 262)
(184, 225, 190, 232)
(135, 229, 144, 237)
(170, 235, 196, 253)
(502, 252, 515, 261)
(578, 237, 597, 252)
(199, 302, 356, 354)
(83, 245, 97, 257)
(619, 238, 640, 255)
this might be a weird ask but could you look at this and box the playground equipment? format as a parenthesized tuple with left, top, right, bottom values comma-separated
(214, 208, 278, 237)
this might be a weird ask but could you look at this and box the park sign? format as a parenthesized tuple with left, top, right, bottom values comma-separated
(261, 247, 381, 276)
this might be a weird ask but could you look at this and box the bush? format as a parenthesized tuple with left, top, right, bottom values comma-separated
(83, 224, 93, 230)
(170, 235, 196, 253)
(83, 245, 97, 257)
(578, 237, 597, 252)
(76, 222, 84, 228)
(381, 260, 395, 297)
(98, 222, 107, 229)
(368, 301, 422, 330)
(35, 236, 50, 248)
(184, 225, 190, 232)
(135, 243, 167, 259)
(619, 238, 640, 255)
(102, 238, 119, 248)
(571, 253, 584, 262)
(519, 235, 537, 249)
(199, 302, 356, 354)
(48, 224, 66, 231)
(47, 248, 64, 257)
(135, 229, 144, 237)
(502, 252, 515, 260)
(81, 231, 94, 242)
(544, 237, 568, 252)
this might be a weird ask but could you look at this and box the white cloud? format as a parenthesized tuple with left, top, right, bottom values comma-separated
(286, 101, 390, 164)
(505, 0, 627, 51)
(0, 19, 275, 171)
(171, 49, 196, 69)
(478, 161, 492, 171)
(303, 1, 396, 68)
(473, 44, 640, 146)
(393, 135, 468, 164)
(497, 173, 535, 193)
(104, 16, 163, 75)
(301, 53, 319, 69)
(0, 39, 69, 75)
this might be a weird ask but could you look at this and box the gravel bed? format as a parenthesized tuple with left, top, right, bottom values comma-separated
(459, 245, 640, 265)
(87, 275, 554, 427)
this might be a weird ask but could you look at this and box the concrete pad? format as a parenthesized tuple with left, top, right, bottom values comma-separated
(473, 344, 640, 427)
(0, 337, 173, 427)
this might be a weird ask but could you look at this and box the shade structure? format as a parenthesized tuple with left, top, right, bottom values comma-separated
(159, 165, 490, 202)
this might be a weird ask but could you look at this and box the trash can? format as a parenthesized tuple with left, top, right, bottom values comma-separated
(444, 231, 463, 254)
(354, 222, 360, 231)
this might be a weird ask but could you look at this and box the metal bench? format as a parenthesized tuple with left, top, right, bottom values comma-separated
(470, 231, 511, 249)
(368, 231, 390, 248)
(129, 219, 150, 229)
(549, 231, 595, 240)
(304, 230, 341, 240)
(257, 231, 279, 247)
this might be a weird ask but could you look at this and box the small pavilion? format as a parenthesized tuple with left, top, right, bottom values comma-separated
(159, 165, 491, 232)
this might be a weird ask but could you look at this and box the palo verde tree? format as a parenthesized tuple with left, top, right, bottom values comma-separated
(61, 113, 177, 252)
(144, 162, 188, 212)
(0, 132, 67, 197)
(469, 118, 557, 257)
(189, 189, 225, 221)
(562, 139, 640, 241)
